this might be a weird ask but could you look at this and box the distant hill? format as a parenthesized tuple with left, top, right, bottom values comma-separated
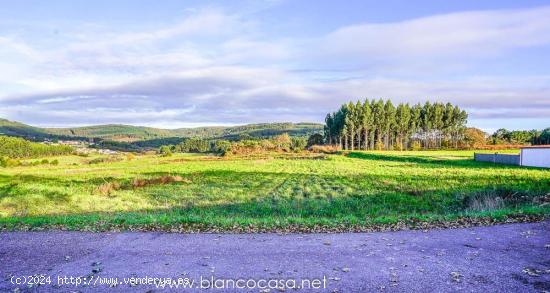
(45, 124, 175, 142)
(0, 118, 52, 139)
(0, 118, 323, 146)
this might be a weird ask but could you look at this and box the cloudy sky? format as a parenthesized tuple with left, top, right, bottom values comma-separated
(1, 0, 549, 132)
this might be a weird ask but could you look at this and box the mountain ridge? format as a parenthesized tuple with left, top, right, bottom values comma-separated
(0, 118, 323, 142)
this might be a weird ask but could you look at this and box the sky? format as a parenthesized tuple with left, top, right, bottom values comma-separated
(0, 0, 549, 132)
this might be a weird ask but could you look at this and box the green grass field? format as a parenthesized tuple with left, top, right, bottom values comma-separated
(0, 150, 548, 232)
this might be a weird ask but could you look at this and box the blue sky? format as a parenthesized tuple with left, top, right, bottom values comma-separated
(0, 0, 549, 132)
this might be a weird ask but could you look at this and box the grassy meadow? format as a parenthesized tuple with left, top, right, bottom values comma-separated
(0, 150, 549, 231)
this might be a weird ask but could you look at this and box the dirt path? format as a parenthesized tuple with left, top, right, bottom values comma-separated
(1, 221, 549, 292)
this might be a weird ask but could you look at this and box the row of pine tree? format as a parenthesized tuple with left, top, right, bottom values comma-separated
(324, 99, 468, 150)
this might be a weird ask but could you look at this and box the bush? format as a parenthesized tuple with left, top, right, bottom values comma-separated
(50, 159, 59, 165)
(41, 159, 49, 164)
(309, 145, 340, 154)
(176, 138, 209, 153)
(158, 145, 173, 157)
(411, 141, 422, 151)
(227, 140, 261, 155)
(89, 156, 123, 164)
(393, 144, 404, 151)
(0, 156, 22, 167)
(307, 133, 324, 147)
(272, 133, 291, 151)
(260, 140, 275, 151)
(290, 137, 307, 151)
(212, 140, 231, 154)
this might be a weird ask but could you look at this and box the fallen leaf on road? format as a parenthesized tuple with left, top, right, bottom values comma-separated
(450, 272, 462, 282)
(523, 268, 541, 277)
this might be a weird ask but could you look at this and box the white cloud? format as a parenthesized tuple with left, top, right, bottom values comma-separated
(322, 6, 550, 59)
(0, 5, 549, 129)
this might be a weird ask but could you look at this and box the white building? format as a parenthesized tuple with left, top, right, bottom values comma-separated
(520, 146, 550, 168)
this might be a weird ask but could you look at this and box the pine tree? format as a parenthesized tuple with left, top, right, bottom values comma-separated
(323, 99, 468, 151)
(396, 103, 411, 150)
(383, 100, 396, 150)
(361, 99, 372, 150)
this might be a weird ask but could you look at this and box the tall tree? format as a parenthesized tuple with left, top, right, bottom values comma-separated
(361, 99, 372, 150)
(395, 103, 411, 150)
(372, 99, 385, 150)
(383, 100, 396, 149)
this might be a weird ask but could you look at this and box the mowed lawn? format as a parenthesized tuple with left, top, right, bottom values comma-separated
(0, 150, 549, 231)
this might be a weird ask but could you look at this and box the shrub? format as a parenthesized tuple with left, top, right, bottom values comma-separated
(212, 140, 231, 154)
(0, 156, 7, 167)
(290, 137, 307, 151)
(41, 159, 49, 164)
(411, 141, 422, 151)
(260, 140, 275, 151)
(88, 156, 123, 164)
(309, 145, 340, 154)
(96, 181, 121, 196)
(50, 159, 59, 165)
(0, 156, 22, 167)
(457, 189, 538, 212)
(131, 175, 186, 188)
(272, 133, 291, 151)
(307, 133, 324, 147)
(158, 145, 173, 157)
(176, 138, 209, 153)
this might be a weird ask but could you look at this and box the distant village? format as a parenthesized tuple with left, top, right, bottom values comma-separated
(42, 139, 118, 155)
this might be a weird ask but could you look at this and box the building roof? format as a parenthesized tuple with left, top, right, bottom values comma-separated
(521, 145, 550, 149)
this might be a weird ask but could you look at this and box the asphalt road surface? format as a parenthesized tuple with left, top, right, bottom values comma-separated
(1, 221, 549, 292)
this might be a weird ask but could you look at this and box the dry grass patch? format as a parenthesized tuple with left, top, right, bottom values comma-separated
(309, 145, 341, 154)
(96, 175, 190, 196)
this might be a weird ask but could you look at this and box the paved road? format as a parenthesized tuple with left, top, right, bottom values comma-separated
(1, 222, 549, 292)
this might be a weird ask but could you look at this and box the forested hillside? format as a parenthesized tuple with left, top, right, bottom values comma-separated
(0, 119, 51, 140)
(0, 118, 323, 143)
(0, 135, 74, 158)
(46, 124, 175, 141)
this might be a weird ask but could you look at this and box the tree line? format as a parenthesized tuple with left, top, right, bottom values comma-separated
(159, 134, 309, 156)
(324, 99, 468, 150)
(0, 135, 74, 159)
(489, 128, 550, 145)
